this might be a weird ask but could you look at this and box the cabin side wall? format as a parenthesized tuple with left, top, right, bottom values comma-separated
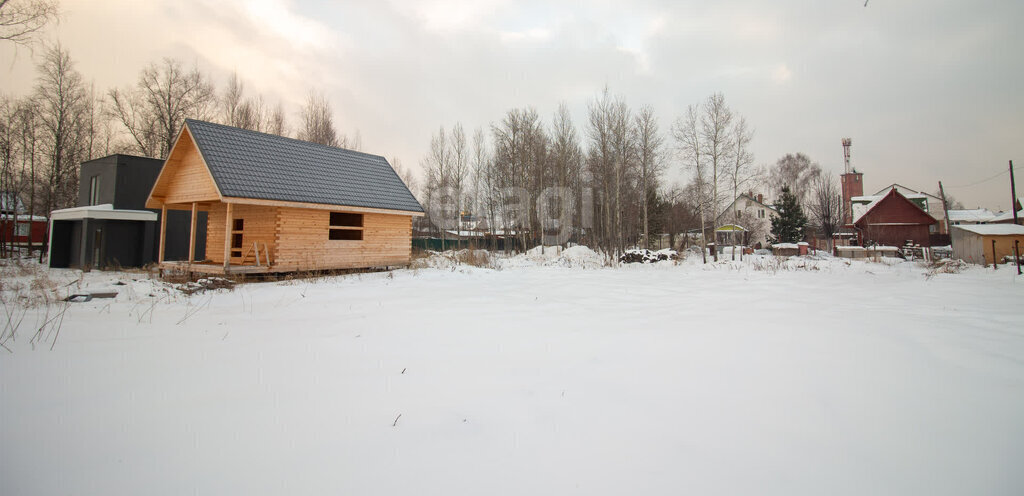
(205, 203, 278, 264)
(274, 207, 412, 270)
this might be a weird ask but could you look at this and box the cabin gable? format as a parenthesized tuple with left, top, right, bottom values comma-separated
(147, 127, 221, 208)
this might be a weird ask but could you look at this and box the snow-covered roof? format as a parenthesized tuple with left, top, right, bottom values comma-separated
(49, 204, 157, 222)
(872, 183, 942, 201)
(852, 189, 935, 225)
(954, 224, 1024, 236)
(989, 209, 1023, 223)
(947, 209, 996, 223)
(851, 195, 885, 224)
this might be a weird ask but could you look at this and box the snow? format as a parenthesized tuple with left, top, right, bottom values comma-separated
(2, 255, 1024, 495)
(990, 209, 1024, 223)
(953, 224, 1024, 236)
(947, 208, 996, 223)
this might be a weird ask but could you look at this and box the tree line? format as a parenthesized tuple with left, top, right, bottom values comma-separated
(415, 89, 848, 258)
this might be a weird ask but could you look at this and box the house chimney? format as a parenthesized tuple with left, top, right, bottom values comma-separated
(757, 193, 763, 203)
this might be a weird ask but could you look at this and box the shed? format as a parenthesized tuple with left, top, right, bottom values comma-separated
(853, 188, 936, 247)
(146, 120, 424, 274)
(950, 224, 1024, 265)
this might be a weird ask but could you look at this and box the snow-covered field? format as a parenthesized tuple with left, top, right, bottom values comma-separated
(2, 251, 1023, 495)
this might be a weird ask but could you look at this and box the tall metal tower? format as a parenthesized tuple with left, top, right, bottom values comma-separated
(842, 138, 852, 173)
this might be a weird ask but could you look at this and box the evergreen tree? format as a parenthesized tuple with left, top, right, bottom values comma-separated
(769, 186, 808, 244)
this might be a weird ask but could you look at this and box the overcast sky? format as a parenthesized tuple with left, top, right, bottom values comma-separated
(2, 0, 1022, 210)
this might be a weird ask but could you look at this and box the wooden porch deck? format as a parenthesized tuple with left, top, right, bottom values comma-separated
(158, 261, 272, 275)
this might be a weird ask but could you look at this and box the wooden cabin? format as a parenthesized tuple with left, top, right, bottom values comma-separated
(146, 120, 424, 275)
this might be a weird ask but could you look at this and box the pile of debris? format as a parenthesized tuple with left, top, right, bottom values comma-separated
(619, 248, 678, 264)
(177, 277, 236, 295)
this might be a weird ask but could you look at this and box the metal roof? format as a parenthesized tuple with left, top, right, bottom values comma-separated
(185, 119, 423, 213)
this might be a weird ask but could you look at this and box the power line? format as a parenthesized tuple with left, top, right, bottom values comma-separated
(948, 169, 1008, 188)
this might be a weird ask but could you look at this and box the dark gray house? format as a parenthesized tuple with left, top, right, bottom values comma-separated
(48, 154, 206, 269)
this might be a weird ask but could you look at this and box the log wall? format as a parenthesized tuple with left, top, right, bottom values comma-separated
(205, 203, 278, 264)
(152, 130, 220, 204)
(274, 207, 412, 271)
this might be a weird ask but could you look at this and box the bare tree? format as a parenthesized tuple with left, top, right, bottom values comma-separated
(221, 71, 245, 128)
(634, 105, 663, 249)
(14, 97, 40, 256)
(470, 127, 495, 236)
(0, 96, 15, 257)
(267, 101, 287, 137)
(390, 157, 418, 198)
(108, 57, 216, 158)
(422, 125, 450, 248)
(450, 123, 469, 235)
(34, 43, 87, 217)
(297, 90, 339, 147)
(767, 153, 821, 207)
(585, 88, 633, 253)
(549, 103, 583, 245)
(725, 116, 756, 259)
(809, 172, 843, 251)
(0, 0, 59, 47)
(673, 104, 709, 263)
(700, 93, 733, 261)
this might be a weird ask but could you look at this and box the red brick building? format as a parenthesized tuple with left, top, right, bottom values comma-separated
(853, 188, 936, 247)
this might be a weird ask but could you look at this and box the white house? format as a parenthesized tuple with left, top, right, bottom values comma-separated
(716, 193, 778, 248)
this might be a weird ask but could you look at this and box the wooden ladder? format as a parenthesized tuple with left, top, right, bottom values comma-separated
(240, 241, 271, 266)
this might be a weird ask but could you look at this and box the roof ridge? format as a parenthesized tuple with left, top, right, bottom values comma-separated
(185, 118, 387, 161)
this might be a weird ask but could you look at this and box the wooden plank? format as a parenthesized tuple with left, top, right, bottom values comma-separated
(188, 202, 197, 262)
(221, 196, 424, 217)
(223, 202, 232, 270)
(146, 127, 223, 208)
(158, 205, 167, 263)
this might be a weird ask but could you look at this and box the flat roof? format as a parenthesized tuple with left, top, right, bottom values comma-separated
(953, 224, 1024, 236)
(50, 204, 157, 222)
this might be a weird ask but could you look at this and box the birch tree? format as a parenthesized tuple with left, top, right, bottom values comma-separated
(634, 105, 663, 249)
(35, 43, 87, 214)
(700, 93, 733, 261)
(673, 105, 709, 263)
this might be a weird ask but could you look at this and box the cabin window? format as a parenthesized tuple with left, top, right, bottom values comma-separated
(16, 223, 29, 236)
(231, 219, 244, 257)
(329, 212, 363, 241)
(89, 175, 101, 205)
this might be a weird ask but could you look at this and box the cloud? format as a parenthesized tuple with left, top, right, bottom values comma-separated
(1, 0, 1022, 210)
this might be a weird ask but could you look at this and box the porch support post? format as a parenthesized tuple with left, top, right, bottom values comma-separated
(223, 203, 232, 271)
(158, 205, 167, 263)
(188, 202, 197, 263)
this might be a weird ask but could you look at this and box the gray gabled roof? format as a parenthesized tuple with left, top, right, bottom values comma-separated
(185, 119, 423, 213)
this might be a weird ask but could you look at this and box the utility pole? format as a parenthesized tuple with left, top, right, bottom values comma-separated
(1010, 160, 1021, 274)
(1011, 160, 1019, 225)
(939, 181, 952, 249)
